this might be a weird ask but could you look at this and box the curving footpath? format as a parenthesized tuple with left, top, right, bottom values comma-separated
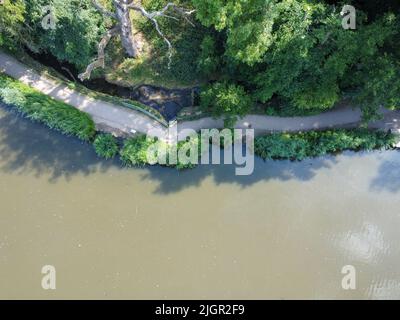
(1, 51, 400, 138)
(0, 51, 167, 137)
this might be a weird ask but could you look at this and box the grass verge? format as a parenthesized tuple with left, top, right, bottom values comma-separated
(255, 129, 397, 161)
(0, 73, 96, 141)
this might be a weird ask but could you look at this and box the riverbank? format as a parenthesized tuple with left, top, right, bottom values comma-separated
(0, 73, 397, 171)
(1, 54, 400, 170)
(2, 51, 400, 138)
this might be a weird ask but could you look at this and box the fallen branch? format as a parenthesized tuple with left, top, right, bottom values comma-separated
(127, 2, 195, 67)
(78, 26, 120, 81)
(80, 0, 196, 79)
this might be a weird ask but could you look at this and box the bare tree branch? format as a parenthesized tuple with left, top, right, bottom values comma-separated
(151, 18, 173, 68)
(80, 1, 196, 79)
(128, 2, 195, 25)
(127, 1, 196, 67)
(78, 26, 120, 81)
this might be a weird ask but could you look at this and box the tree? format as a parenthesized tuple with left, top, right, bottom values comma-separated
(23, 0, 107, 69)
(194, 0, 400, 117)
(0, 0, 26, 51)
(349, 54, 400, 122)
(200, 82, 252, 127)
(78, 0, 195, 80)
(193, 0, 279, 66)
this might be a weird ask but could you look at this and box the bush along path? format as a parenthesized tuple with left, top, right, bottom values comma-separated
(254, 130, 398, 161)
(0, 73, 96, 141)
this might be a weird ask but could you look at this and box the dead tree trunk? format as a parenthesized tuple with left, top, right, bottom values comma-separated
(78, 0, 195, 81)
(114, 0, 139, 57)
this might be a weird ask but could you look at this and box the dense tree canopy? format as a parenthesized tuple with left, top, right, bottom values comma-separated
(195, 0, 400, 121)
(0, 0, 399, 122)
(23, 0, 107, 69)
(0, 0, 26, 50)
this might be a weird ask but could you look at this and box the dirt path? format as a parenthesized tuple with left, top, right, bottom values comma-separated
(1, 51, 400, 138)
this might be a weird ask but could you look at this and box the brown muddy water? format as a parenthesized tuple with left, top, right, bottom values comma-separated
(1, 106, 400, 299)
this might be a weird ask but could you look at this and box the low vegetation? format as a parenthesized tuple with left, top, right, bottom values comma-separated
(0, 73, 96, 141)
(120, 134, 198, 170)
(0, 73, 196, 170)
(255, 130, 397, 161)
(120, 135, 156, 167)
(93, 134, 119, 159)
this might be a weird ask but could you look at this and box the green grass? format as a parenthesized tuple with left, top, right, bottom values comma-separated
(0, 73, 96, 141)
(120, 134, 199, 170)
(93, 133, 120, 159)
(120, 135, 156, 167)
(4, 49, 168, 125)
(255, 129, 397, 161)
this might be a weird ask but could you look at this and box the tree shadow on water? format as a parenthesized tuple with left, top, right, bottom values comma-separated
(0, 104, 339, 190)
(0, 105, 121, 182)
(370, 151, 400, 193)
(141, 151, 339, 195)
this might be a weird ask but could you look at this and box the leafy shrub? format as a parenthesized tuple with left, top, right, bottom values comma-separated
(197, 35, 220, 76)
(0, 73, 96, 141)
(0, 0, 25, 51)
(93, 134, 119, 159)
(348, 54, 400, 122)
(255, 133, 310, 161)
(175, 135, 201, 170)
(120, 135, 157, 167)
(120, 134, 199, 170)
(23, 0, 106, 69)
(0, 87, 26, 106)
(255, 129, 396, 161)
(200, 82, 252, 127)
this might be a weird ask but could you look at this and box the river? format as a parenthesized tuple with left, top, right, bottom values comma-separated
(0, 106, 400, 299)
